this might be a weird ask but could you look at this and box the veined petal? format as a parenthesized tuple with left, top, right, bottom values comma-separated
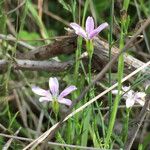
(89, 22, 108, 39)
(39, 97, 52, 102)
(59, 86, 77, 98)
(32, 86, 49, 96)
(126, 98, 135, 108)
(86, 16, 94, 34)
(70, 23, 87, 39)
(49, 77, 59, 96)
(58, 98, 72, 106)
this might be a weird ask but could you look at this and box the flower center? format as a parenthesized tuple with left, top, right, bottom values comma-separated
(52, 96, 58, 102)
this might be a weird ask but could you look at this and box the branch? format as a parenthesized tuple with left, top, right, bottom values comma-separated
(0, 32, 147, 74)
(0, 59, 73, 73)
(17, 35, 77, 60)
(16, 34, 146, 74)
(0, 34, 35, 50)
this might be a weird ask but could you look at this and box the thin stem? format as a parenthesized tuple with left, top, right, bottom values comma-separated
(105, 22, 125, 148)
(74, 37, 82, 84)
(88, 55, 92, 83)
(108, 0, 114, 116)
(134, 0, 150, 53)
(86, 40, 94, 84)
(81, 0, 89, 27)
(105, 0, 130, 146)
(122, 108, 130, 144)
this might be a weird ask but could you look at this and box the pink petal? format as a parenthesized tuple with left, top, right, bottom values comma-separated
(135, 92, 146, 106)
(59, 86, 77, 98)
(58, 98, 72, 106)
(86, 16, 94, 34)
(136, 98, 145, 106)
(39, 97, 52, 102)
(49, 77, 59, 96)
(123, 90, 134, 99)
(32, 86, 49, 96)
(70, 23, 87, 39)
(135, 92, 146, 99)
(111, 90, 118, 95)
(89, 22, 108, 39)
(126, 98, 135, 108)
(122, 86, 130, 92)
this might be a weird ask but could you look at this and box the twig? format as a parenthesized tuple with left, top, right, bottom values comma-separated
(0, 59, 73, 73)
(0, 123, 7, 132)
(16, 35, 77, 60)
(94, 104, 142, 111)
(2, 127, 21, 150)
(0, 34, 35, 50)
(134, 0, 150, 53)
(6, 19, 17, 36)
(139, 113, 150, 143)
(7, 1, 26, 15)
(42, 9, 69, 26)
(36, 110, 44, 138)
(0, 133, 109, 150)
(13, 90, 28, 128)
(131, 49, 150, 59)
(124, 95, 150, 150)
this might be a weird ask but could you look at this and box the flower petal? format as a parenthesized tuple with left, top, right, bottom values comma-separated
(39, 97, 52, 102)
(58, 98, 72, 106)
(86, 16, 94, 34)
(70, 23, 87, 39)
(126, 98, 135, 108)
(135, 92, 146, 99)
(136, 98, 145, 106)
(32, 86, 49, 96)
(122, 86, 130, 92)
(89, 22, 108, 39)
(123, 90, 134, 99)
(49, 77, 59, 96)
(59, 86, 77, 98)
(135, 92, 146, 106)
(112, 90, 118, 95)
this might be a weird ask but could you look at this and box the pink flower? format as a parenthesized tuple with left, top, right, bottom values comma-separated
(32, 77, 77, 106)
(70, 16, 108, 40)
(112, 86, 146, 108)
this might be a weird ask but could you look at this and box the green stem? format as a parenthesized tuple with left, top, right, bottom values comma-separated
(105, 28, 124, 147)
(74, 0, 89, 84)
(122, 108, 130, 145)
(74, 37, 82, 84)
(88, 55, 92, 83)
(108, 0, 114, 114)
(86, 40, 94, 84)
(105, 0, 131, 144)
(81, 0, 89, 27)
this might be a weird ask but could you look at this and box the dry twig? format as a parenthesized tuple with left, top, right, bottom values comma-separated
(0, 59, 73, 73)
